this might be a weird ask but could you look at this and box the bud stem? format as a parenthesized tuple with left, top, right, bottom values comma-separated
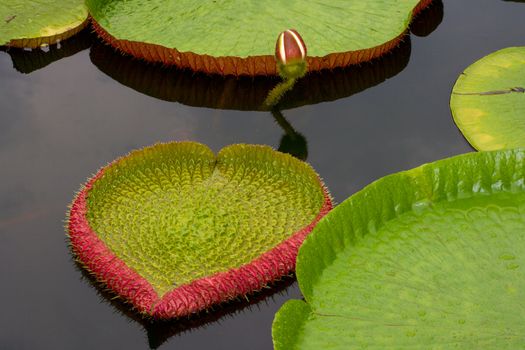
(263, 29, 308, 109)
(262, 77, 298, 109)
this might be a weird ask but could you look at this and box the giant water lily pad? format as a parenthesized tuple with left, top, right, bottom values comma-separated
(0, 0, 88, 48)
(68, 142, 331, 319)
(273, 149, 525, 349)
(87, 0, 433, 75)
(450, 47, 525, 151)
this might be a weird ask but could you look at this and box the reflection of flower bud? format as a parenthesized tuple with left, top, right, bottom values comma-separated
(275, 29, 307, 65)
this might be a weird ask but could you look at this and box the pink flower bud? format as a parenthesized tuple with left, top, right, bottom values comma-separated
(275, 29, 307, 66)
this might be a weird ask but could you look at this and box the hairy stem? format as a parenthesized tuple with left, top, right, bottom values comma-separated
(262, 77, 297, 109)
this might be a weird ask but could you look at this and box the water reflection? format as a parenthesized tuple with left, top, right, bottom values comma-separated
(410, 0, 444, 37)
(88, 37, 414, 161)
(87, 1, 443, 112)
(90, 38, 412, 111)
(0, 29, 93, 74)
(272, 110, 308, 160)
(74, 260, 296, 349)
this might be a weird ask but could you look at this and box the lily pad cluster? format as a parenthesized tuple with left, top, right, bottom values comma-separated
(273, 149, 525, 349)
(89, 37, 412, 111)
(1, 0, 438, 76)
(68, 142, 331, 318)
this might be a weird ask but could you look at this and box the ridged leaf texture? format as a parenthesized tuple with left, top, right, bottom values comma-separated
(84, 142, 326, 296)
(273, 149, 525, 349)
(87, 0, 424, 57)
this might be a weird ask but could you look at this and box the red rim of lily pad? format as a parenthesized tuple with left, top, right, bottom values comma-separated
(89, 0, 433, 76)
(68, 144, 332, 319)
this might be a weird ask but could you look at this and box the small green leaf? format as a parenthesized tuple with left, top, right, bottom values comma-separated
(273, 149, 525, 349)
(450, 47, 525, 151)
(0, 0, 88, 48)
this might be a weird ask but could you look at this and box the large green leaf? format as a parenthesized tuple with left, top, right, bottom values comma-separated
(450, 47, 525, 151)
(0, 0, 87, 48)
(68, 142, 331, 318)
(86, 0, 432, 75)
(273, 149, 525, 349)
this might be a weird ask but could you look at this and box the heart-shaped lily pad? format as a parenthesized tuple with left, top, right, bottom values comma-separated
(68, 142, 331, 319)
(87, 0, 433, 75)
(273, 149, 525, 349)
(0, 0, 88, 48)
(450, 47, 525, 151)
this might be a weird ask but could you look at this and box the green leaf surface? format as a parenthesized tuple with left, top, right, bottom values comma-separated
(86, 142, 326, 296)
(450, 47, 525, 151)
(87, 0, 424, 58)
(273, 149, 525, 349)
(0, 0, 87, 47)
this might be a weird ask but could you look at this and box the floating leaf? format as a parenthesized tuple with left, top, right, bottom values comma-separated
(409, 0, 443, 37)
(68, 142, 331, 319)
(450, 47, 525, 151)
(273, 149, 525, 349)
(0, 0, 88, 48)
(87, 0, 433, 75)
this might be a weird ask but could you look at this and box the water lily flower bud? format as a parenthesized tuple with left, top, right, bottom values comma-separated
(275, 29, 307, 65)
(275, 29, 308, 79)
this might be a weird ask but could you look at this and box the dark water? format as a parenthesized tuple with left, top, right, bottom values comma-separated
(0, 1, 524, 349)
